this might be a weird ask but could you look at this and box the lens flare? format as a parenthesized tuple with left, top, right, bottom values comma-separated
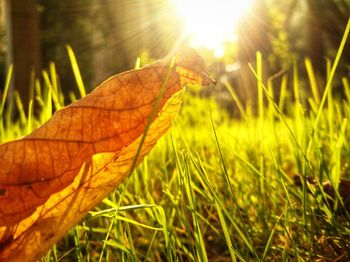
(175, 0, 253, 57)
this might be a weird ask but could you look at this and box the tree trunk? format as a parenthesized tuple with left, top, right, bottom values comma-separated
(5, 0, 41, 108)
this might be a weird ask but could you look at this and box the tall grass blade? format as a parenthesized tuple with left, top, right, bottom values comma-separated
(257, 51, 264, 119)
(293, 59, 300, 104)
(326, 58, 334, 138)
(27, 99, 34, 134)
(307, 18, 350, 155)
(42, 70, 62, 111)
(66, 45, 87, 98)
(183, 153, 208, 262)
(278, 74, 288, 112)
(0, 65, 13, 117)
(134, 57, 141, 69)
(209, 110, 259, 260)
(14, 91, 27, 125)
(215, 201, 237, 262)
(224, 82, 246, 119)
(305, 58, 320, 105)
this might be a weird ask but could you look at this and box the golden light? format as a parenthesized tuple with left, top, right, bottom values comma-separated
(174, 0, 253, 57)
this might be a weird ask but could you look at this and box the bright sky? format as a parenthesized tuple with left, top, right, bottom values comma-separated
(174, 0, 253, 57)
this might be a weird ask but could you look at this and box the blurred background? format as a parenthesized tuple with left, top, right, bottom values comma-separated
(0, 0, 349, 112)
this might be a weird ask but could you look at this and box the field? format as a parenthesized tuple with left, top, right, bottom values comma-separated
(2, 30, 350, 262)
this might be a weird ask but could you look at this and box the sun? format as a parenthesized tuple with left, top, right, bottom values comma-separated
(174, 0, 253, 57)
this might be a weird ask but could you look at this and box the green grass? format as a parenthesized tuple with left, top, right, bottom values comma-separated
(1, 21, 350, 261)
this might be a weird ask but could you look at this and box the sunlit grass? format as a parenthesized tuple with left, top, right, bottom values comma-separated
(1, 20, 350, 261)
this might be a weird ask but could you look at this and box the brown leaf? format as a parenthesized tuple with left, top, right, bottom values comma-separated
(0, 47, 215, 261)
(293, 174, 350, 212)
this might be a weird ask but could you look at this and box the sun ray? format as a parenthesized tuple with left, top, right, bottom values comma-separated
(174, 0, 253, 57)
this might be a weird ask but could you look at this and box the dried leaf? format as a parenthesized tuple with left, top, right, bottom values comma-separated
(293, 174, 350, 212)
(0, 47, 215, 261)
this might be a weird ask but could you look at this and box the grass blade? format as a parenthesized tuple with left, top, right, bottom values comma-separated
(66, 45, 86, 98)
